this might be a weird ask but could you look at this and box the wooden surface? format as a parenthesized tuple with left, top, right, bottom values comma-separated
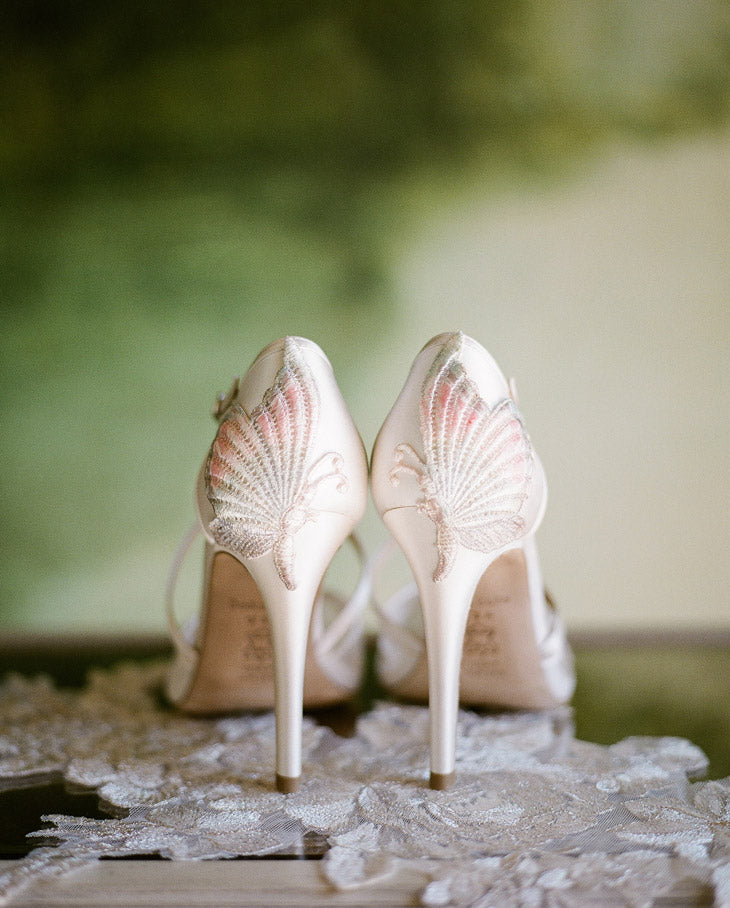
(0, 860, 428, 907)
(0, 859, 714, 908)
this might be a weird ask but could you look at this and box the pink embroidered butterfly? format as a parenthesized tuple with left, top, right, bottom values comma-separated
(390, 333, 533, 582)
(206, 338, 347, 590)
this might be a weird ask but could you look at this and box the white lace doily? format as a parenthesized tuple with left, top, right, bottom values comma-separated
(0, 662, 728, 907)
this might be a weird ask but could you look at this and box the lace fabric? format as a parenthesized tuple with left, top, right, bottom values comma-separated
(0, 662, 728, 906)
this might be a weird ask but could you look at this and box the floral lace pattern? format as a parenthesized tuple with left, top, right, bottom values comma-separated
(0, 663, 728, 906)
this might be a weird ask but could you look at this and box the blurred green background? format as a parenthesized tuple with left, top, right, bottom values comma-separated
(1, 0, 729, 634)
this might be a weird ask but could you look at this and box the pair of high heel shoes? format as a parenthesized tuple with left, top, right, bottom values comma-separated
(166, 333, 575, 792)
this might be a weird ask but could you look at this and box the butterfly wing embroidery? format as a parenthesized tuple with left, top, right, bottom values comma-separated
(206, 337, 347, 590)
(391, 334, 533, 582)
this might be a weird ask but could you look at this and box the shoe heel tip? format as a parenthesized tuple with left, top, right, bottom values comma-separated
(276, 773, 301, 794)
(429, 771, 455, 790)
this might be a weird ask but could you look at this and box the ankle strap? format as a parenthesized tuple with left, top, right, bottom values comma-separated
(165, 522, 203, 660)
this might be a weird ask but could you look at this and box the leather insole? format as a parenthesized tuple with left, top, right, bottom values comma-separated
(179, 551, 351, 714)
(392, 550, 559, 709)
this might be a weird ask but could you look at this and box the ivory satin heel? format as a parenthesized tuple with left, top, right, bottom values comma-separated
(370, 332, 575, 789)
(166, 337, 368, 793)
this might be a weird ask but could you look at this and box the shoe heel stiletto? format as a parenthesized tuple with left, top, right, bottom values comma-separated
(167, 337, 368, 792)
(371, 332, 565, 789)
(381, 507, 489, 788)
(228, 511, 353, 792)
